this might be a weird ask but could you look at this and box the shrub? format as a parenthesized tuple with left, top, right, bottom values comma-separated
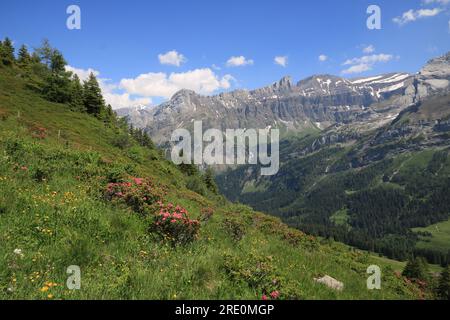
(150, 203, 200, 246)
(200, 207, 214, 222)
(32, 166, 52, 182)
(104, 165, 128, 183)
(5, 138, 27, 160)
(0, 108, 8, 121)
(128, 146, 144, 163)
(253, 214, 319, 249)
(223, 252, 301, 300)
(30, 126, 48, 139)
(222, 217, 247, 242)
(112, 134, 132, 149)
(186, 176, 207, 196)
(105, 177, 167, 215)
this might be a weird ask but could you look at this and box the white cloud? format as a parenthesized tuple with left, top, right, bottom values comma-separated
(226, 56, 254, 67)
(67, 66, 236, 108)
(274, 56, 288, 67)
(66, 65, 100, 81)
(103, 92, 152, 109)
(422, 0, 450, 5)
(393, 8, 442, 25)
(66, 65, 152, 109)
(158, 50, 187, 67)
(363, 45, 375, 54)
(120, 68, 235, 99)
(341, 54, 394, 75)
(448, 20, 450, 32)
(343, 54, 394, 66)
(342, 64, 372, 75)
(318, 54, 328, 62)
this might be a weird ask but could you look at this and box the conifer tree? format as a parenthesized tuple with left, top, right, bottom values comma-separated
(17, 44, 31, 67)
(103, 104, 117, 125)
(402, 257, 429, 281)
(30, 51, 41, 64)
(50, 49, 67, 73)
(69, 74, 85, 112)
(1, 37, 15, 66)
(437, 266, 450, 300)
(140, 129, 155, 149)
(42, 47, 72, 103)
(35, 39, 53, 67)
(204, 168, 218, 194)
(83, 72, 105, 116)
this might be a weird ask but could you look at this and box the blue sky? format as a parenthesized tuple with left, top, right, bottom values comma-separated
(1, 0, 449, 108)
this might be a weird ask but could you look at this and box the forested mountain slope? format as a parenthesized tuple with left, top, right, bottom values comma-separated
(217, 65, 450, 265)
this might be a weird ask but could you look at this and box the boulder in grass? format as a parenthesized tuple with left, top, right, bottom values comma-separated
(314, 275, 344, 291)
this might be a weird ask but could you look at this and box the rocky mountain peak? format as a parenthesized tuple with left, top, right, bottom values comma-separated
(415, 51, 450, 99)
(420, 51, 450, 79)
(273, 76, 293, 90)
(171, 89, 197, 100)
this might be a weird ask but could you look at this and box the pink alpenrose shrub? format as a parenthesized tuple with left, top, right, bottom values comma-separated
(150, 203, 200, 246)
(105, 177, 167, 215)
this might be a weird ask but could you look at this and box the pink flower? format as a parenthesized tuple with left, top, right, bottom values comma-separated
(133, 178, 143, 185)
(172, 213, 182, 219)
(270, 291, 280, 299)
(262, 295, 268, 300)
(170, 219, 177, 223)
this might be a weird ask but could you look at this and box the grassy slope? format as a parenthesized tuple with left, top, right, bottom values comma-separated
(0, 66, 424, 300)
(414, 220, 450, 253)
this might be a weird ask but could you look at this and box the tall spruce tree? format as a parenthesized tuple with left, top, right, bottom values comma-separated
(69, 74, 85, 112)
(35, 39, 53, 67)
(402, 257, 429, 281)
(83, 72, 105, 116)
(102, 104, 117, 125)
(437, 266, 450, 300)
(42, 48, 72, 103)
(17, 44, 31, 68)
(204, 168, 218, 194)
(50, 49, 67, 73)
(1, 37, 15, 66)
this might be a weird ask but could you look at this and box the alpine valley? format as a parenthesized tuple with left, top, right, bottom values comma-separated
(2, 37, 435, 300)
(121, 52, 450, 265)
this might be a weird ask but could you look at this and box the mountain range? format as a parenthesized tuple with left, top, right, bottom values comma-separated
(121, 52, 450, 264)
(118, 52, 449, 144)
